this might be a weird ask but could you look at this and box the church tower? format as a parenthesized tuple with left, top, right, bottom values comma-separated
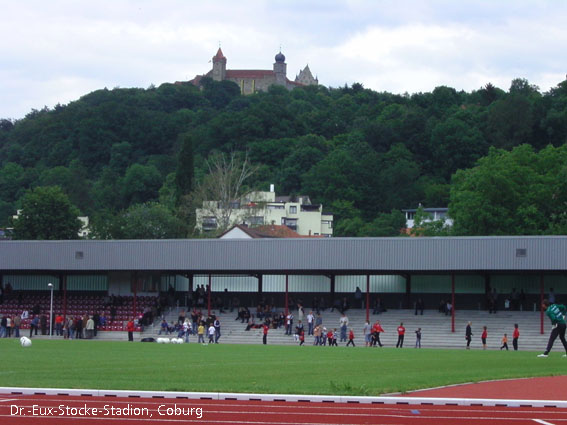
(212, 48, 227, 81)
(273, 51, 287, 86)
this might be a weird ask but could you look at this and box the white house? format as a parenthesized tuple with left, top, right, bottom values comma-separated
(196, 186, 333, 237)
(402, 207, 453, 229)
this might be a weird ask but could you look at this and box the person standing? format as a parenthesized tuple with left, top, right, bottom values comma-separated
(396, 323, 405, 348)
(363, 321, 371, 347)
(306, 311, 314, 336)
(208, 324, 215, 344)
(197, 322, 205, 344)
(500, 333, 509, 350)
(214, 317, 221, 343)
(512, 323, 520, 351)
(415, 328, 422, 348)
(126, 318, 135, 342)
(538, 299, 567, 358)
(346, 328, 355, 347)
(372, 321, 384, 347)
(465, 322, 473, 349)
(86, 316, 95, 339)
(481, 326, 488, 350)
(29, 315, 39, 338)
(339, 313, 349, 342)
(13, 314, 21, 338)
(285, 312, 294, 335)
(262, 322, 269, 345)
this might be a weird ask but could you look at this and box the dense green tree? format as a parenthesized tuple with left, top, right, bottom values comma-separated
(175, 133, 195, 205)
(449, 144, 567, 235)
(360, 210, 407, 237)
(0, 162, 25, 204)
(92, 202, 185, 239)
(1, 74, 567, 238)
(120, 164, 162, 206)
(11, 186, 82, 240)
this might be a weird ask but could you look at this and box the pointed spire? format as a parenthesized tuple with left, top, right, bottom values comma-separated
(214, 47, 225, 60)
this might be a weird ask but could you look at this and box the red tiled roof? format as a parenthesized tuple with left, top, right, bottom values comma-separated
(214, 48, 226, 60)
(226, 70, 275, 78)
(219, 224, 323, 239)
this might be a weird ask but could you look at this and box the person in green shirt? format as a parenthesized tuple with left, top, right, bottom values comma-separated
(538, 299, 567, 358)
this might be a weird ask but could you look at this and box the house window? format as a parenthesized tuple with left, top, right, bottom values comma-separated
(249, 216, 264, 226)
(202, 217, 217, 230)
(289, 206, 297, 214)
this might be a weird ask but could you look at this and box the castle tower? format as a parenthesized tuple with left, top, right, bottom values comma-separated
(295, 64, 318, 86)
(273, 51, 287, 86)
(212, 48, 227, 81)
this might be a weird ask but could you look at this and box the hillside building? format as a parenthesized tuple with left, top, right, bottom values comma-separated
(189, 48, 318, 95)
(195, 186, 333, 237)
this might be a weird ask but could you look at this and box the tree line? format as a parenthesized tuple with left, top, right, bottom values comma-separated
(1, 75, 566, 239)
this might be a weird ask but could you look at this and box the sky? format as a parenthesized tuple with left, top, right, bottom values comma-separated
(1, 0, 567, 120)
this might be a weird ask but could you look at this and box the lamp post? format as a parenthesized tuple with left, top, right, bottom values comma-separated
(48, 282, 54, 338)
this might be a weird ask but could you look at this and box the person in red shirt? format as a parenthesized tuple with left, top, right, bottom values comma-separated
(512, 323, 520, 351)
(55, 314, 64, 336)
(372, 321, 384, 347)
(327, 329, 333, 347)
(481, 326, 488, 350)
(262, 323, 269, 345)
(396, 322, 405, 348)
(346, 328, 355, 347)
(299, 330, 305, 346)
(126, 318, 135, 342)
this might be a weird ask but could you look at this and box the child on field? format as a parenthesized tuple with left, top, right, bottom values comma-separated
(500, 333, 509, 351)
(481, 326, 488, 350)
(415, 328, 422, 348)
(346, 328, 355, 346)
(299, 330, 305, 346)
(331, 328, 338, 346)
(197, 322, 205, 344)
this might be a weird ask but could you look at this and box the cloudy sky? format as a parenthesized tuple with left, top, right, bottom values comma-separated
(2, 0, 566, 120)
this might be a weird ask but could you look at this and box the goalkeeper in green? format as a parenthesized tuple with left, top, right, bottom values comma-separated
(538, 299, 567, 357)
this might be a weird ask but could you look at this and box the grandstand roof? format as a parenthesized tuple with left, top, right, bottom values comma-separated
(1, 236, 566, 275)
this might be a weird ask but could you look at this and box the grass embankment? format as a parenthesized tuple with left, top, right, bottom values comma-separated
(0, 340, 563, 396)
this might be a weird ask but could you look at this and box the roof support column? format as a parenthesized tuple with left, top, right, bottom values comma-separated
(285, 274, 289, 316)
(187, 273, 193, 308)
(451, 273, 455, 333)
(257, 274, 263, 295)
(540, 274, 545, 335)
(208, 274, 212, 317)
(365, 274, 370, 322)
(61, 273, 67, 321)
(131, 272, 138, 324)
(330, 275, 335, 309)
(405, 274, 411, 309)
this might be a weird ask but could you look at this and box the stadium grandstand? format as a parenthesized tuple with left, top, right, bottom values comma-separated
(0, 236, 566, 345)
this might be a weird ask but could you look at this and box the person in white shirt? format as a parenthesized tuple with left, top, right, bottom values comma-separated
(306, 311, 314, 335)
(339, 313, 349, 342)
(208, 325, 215, 343)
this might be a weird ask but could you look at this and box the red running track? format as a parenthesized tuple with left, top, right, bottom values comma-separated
(2, 393, 567, 425)
(402, 375, 567, 401)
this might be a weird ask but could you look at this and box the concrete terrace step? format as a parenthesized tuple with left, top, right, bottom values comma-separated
(141, 308, 554, 351)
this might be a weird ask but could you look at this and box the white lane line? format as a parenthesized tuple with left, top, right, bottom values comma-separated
(533, 420, 556, 425)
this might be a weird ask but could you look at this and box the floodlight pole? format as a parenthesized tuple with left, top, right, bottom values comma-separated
(48, 282, 54, 338)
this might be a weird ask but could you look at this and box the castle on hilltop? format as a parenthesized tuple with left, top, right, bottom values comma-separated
(189, 48, 318, 95)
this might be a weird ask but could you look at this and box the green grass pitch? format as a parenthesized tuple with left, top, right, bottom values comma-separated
(0, 339, 563, 396)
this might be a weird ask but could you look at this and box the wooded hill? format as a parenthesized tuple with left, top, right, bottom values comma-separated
(1, 76, 566, 237)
